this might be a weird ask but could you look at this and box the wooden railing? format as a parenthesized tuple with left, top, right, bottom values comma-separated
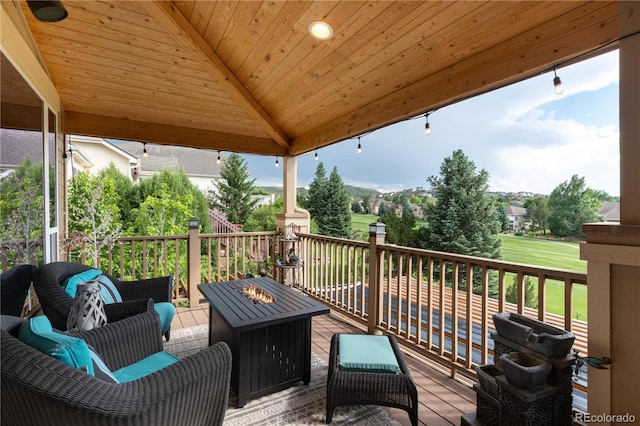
(65, 230, 279, 306)
(58, 226, 588, 401)
(295, 232, 588, 394)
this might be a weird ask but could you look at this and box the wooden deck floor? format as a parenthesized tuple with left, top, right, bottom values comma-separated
(173, 304, 476, 426)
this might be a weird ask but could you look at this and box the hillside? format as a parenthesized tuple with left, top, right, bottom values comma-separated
(257, 185, 380, 197)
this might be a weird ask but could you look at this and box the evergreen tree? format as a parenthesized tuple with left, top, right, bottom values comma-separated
(207, 153, 257, 225)
(505, 275, 538, 309)
(496, 205, 510, 232)
(425, 150, 501, 259)
(322, 167, 352, 238)
(548, 175, 603, 237)
(306, 162, 328, 222)
(379, 205, 416, 246)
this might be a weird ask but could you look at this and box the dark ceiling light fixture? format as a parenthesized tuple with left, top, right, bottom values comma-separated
(424, 113, 431, 135)
(356, 136, 362, 154)
(275, 157, 279, 168)
(314, 150, 319, 161)
(216, 151, 221, 164)
(553, 67, 564, 95)
(143, 143, 148, 157)
(27, 0, 68, 22)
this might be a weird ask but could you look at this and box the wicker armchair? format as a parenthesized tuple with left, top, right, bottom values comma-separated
(33, 262, 174, 339)
(0, 264, 35, 316)
(1, 311, 232, 426)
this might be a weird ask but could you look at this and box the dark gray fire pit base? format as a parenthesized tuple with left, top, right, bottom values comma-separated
(199, 277, 329, 407)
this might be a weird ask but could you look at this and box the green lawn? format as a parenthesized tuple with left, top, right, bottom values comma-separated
(349, 214, 587, 319)
(498, 234, 586, 272)
(498, 234, 587, 320)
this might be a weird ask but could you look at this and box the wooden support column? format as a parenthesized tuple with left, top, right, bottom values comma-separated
(579, 4, 640, 423)
(619, 2, 640, 225)
(275, 156, 310, 235)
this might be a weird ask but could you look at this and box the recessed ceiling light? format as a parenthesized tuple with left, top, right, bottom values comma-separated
(308, 21, 334, 40)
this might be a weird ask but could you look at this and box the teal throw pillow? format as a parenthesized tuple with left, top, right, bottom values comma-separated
(96, 274, 122, 303)
(64, 269, 123, 304)
(63, 269, 102, 298)
(18, 316, 94, 375)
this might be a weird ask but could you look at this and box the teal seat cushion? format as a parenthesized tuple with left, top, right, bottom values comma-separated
(88, 347, 119, 383)
(155, 302, 175, 335)
(112, 351, 179, 383)
(338, 334, 400, 374)
(63, 269, 123, 304)
(18, 316, 94, 375)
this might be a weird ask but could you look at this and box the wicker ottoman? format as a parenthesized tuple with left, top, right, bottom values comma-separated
(326, 333, 418, 425)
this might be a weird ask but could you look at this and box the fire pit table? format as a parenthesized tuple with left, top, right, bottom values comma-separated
(198, 277, 329, 407)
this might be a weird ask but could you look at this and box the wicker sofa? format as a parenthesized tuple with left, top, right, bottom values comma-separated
(33, 261, 174, 339)
(1, 311, 232, 426)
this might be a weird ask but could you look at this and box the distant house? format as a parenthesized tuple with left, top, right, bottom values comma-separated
(67, 135, 140, 180)
(118, 142, 223, 193)
(506, 204, 528, 231)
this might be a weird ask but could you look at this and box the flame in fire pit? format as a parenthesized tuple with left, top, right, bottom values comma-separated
(240, 284, 277, 304)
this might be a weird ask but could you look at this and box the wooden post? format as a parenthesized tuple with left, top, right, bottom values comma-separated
(188, 218, 201, 307)
(367, 222, 386, 335)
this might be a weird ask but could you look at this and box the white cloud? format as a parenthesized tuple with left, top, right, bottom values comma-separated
(491, 119, 619, 194)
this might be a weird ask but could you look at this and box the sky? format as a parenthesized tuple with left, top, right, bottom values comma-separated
(241, 50, 620, 196)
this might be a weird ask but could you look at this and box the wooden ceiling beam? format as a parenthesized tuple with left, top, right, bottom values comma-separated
(64, 111, 286, 156)
(142, 1, 291, 151)
(290, 1, 618, 155)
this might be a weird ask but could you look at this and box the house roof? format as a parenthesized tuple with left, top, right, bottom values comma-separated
(4, 1, 619, 158)
(506, 205, 527, 216)
(119, 142, 222, 176)
(600, 201, 620, 222)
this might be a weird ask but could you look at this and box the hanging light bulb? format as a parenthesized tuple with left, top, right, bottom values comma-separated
(424, 114, 431, 135)
(216, 151, 221, 164)
(357, 137, 362, 154)
(275, 157, 279, 167)
(553, 67, 564, 95)
(315, 151, 319, 161)
(143, 143, 148, 157)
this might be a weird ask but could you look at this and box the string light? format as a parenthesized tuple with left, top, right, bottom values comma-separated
(424, 114, 431, 135)
(275, 157, 279, 167)
(216, 151, 221, 164)
(357, 136, 362, 154)
(553, 67, 563, 95)
(143, 143, 148, 157)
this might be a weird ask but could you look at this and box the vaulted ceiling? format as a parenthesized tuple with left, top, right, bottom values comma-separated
(12, 1, 619, 157)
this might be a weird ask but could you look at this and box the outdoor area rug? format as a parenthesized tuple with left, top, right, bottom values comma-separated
(165, 325, 401, 425)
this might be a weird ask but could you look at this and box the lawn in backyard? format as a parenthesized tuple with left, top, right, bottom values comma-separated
(350, 214, 587, 319)
(498, 234, 587, 320)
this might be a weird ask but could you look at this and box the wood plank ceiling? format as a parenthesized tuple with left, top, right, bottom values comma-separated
(17, 0, 619, 157)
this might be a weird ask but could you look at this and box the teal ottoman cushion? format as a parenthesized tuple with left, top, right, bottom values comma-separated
(338, 334, 400, 373)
